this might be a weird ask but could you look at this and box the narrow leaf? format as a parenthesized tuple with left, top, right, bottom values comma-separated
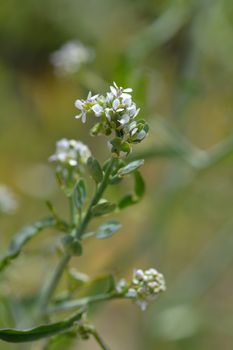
(96, 220, 122, 239)
(0, 218, 56, 272)
(118, 194, 136, 209)
(92, 201, 116, 217)
(134, 171, 145, 198)
(118, 171, 145, 209)
(117, 159, 144, 176)
(87, 157, 103, 183)
(0, 311, 83, 343)
(73, 179, 86, 209)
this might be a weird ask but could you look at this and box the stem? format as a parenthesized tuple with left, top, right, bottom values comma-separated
(48, 292, 120, 314)
(38, 158, 116, 313)
(69, 196, 76, 226)
(76, 157, 116, 239)
(39, 253, 71, 312)
(91, 329, 111, 350)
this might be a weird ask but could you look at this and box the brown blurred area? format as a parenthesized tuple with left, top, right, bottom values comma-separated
(0, 0, 233, 349)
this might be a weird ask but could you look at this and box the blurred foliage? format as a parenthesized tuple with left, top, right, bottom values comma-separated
(0, 0, 233, 349)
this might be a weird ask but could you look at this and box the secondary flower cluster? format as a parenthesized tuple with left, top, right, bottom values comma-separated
(49, 138, 91, 167)
(116, 268, 166, 311)
(74, 82, 149, 156)
(49, 139, 91, 188)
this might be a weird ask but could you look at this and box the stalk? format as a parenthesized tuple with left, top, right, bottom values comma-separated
(38, 158, 116, 312)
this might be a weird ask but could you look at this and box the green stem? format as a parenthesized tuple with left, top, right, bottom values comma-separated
(76, 157, 116, 239)
(39, 253, 71, 312)
(91, 329, 111, 350)
(69, 196, 76, 226)
(48, 292, 120, 314)
(39, 158, 116, 313)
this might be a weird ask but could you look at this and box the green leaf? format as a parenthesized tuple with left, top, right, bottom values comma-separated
(67, 269, 90, 292)
(108, 175, 122, 185)
(118, 194, 136, 209)
(134, 171, 145, 198)
(96, 220, 122, 239)
(110, 138, 131, 156)
(73, 179, 86, 209)
(87, 157, 103, 183)
(0, 311, 83, 343)
(82, 274, 116, 297)
(118, 171, 145, 209)
(117, 159, 144, 176)
(91, 201, 116, 217)
(0, 218, 56, 272)
(45, 330, 77, 350)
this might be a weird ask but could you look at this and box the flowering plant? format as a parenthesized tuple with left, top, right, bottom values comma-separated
(0, 83, 165, 349)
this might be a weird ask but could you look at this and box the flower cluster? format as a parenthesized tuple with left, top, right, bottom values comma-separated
(49, 139, 91, 167)
(116, 268, 166, 311)
(0, 184, 18, 215)
(50, 40, 94, 76)
(74, 82, 149, 156)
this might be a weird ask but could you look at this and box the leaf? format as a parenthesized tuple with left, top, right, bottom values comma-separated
(73, 179, 86, 209)
(118, 194, 136, 209)
(118, 171, 145, 209)
(108, 175, 122, 185)
(91, 201, 116, 217)
(0, 311, 83, 343)
(67, 269, 90, 292)
(79, 275, 116, 298)
(87, 157, 103, 183)
(134, 171, 145, 198)
(96, 220, 122, 239)
(0, 218, 56, 272)
(117, 159, 144, 176)
(110, 138, 131, 156)
(45, 330, 77, 350)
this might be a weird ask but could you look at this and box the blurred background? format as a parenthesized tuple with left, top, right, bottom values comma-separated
(0, 0, 233, 349)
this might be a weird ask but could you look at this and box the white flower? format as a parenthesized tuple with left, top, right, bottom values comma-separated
(112, 99, 120, 110)
(116, 279, 127, 293)
(117, 267, 166, 311)
(136, 300, 148, 311)
(50, 40, 94, 75)
(91, 104, 103, 116)
(119, 114, 130, 125)
(75, 83, 140, 126)
(74, 82, 148, 155)
(49, 138, 91, 167)
(121, 93, 132, 106)
(126, 288, 137, 298)
(75, 92, 99, 123)
(0, 185, 18, 214)
(134, 269, 144, 280)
